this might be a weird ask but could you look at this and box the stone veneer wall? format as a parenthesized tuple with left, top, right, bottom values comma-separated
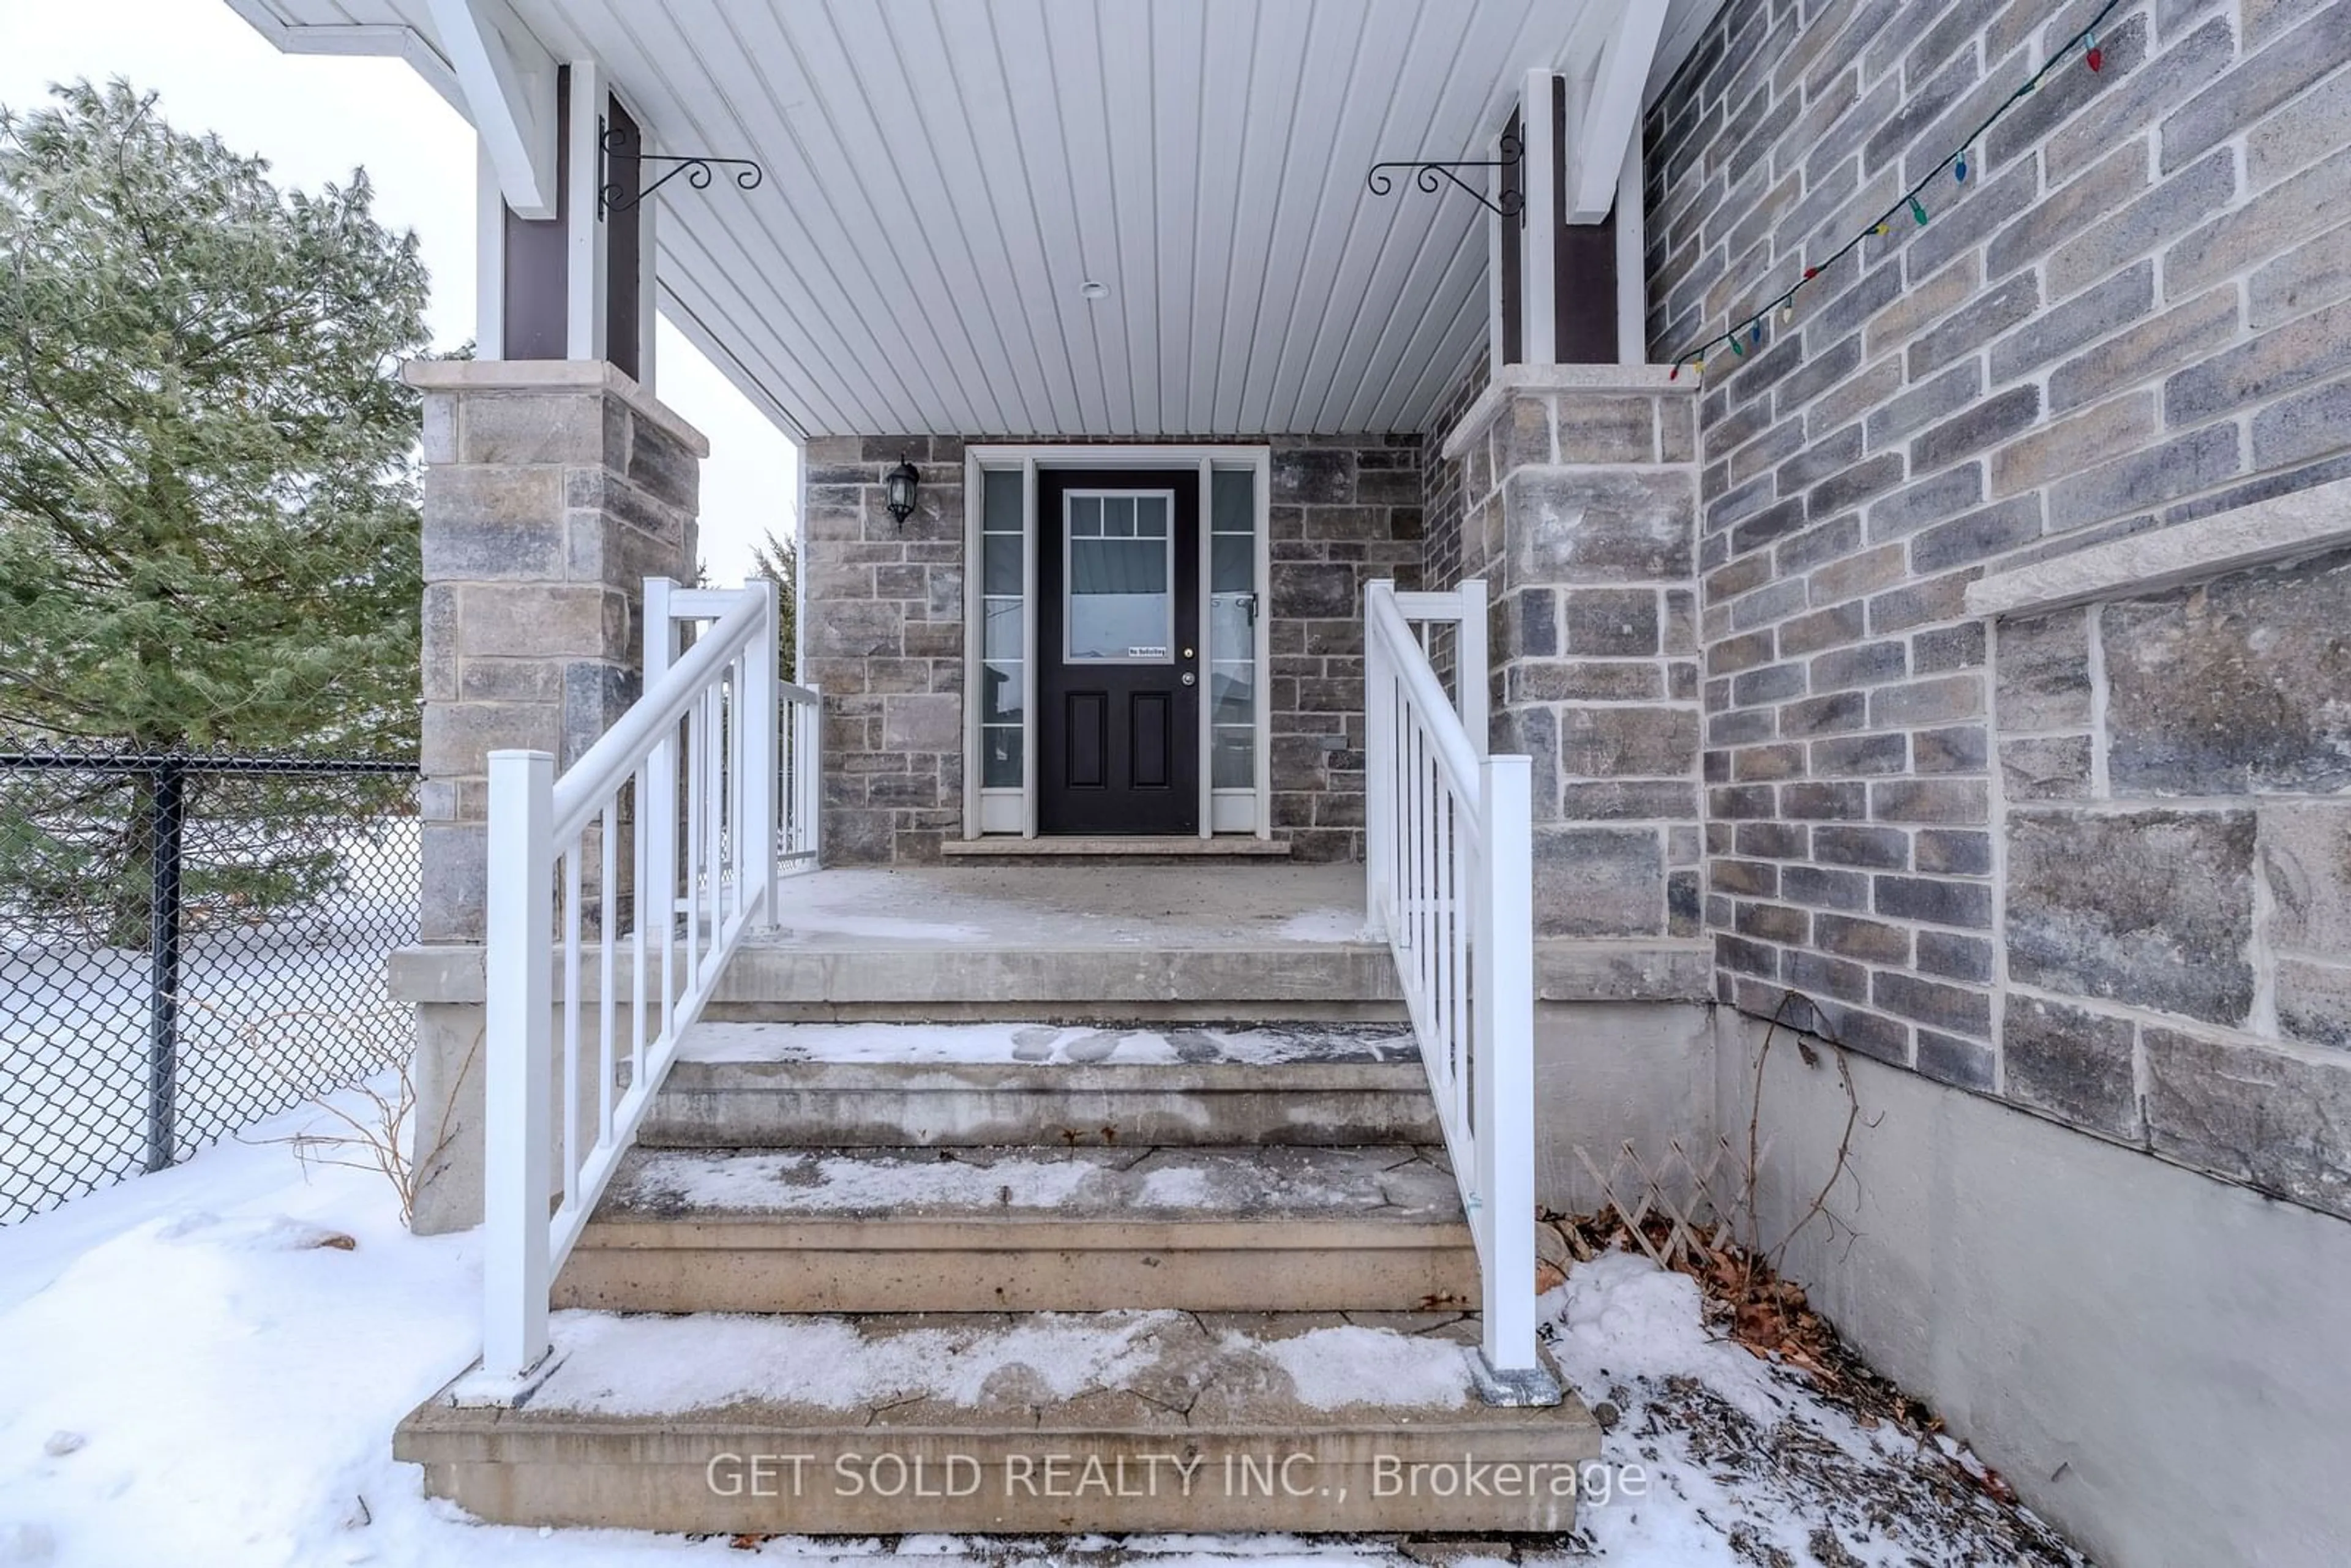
(399, 359, 702, 1234)
(1993, 539, 2351, 1215)
(1435, 375, 1705, 942)
(410, 361, 702, 943)
(1643, 0, 2351, 1210)
(801, 435, 1422, 865)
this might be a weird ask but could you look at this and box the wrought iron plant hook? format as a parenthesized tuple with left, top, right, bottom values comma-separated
(598, 122, 766, 217)
(1366, 129, 1524, 219)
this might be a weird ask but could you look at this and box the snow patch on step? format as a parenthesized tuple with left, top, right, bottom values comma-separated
(678, 1020, 1416, 1068)
(605, 1145, 1459, 1222)
(533, 1310, 1182, 1414)
(519, 1309, 1485, 1419)
(1238, 1326, 1471, 1411)
(620, 1149, 1104, 1214)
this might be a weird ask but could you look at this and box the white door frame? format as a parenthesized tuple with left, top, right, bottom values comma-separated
(962, 444, 1273, 841)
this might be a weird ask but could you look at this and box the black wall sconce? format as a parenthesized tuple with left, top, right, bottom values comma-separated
(883, 461, 921, 524)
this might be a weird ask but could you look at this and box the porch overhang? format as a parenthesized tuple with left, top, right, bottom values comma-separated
(227, 0, 1723, 439)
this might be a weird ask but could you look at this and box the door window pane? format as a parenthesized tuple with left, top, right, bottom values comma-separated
(981, 656, 1023, 726)
(982, 727, 1021, 787)
(1209, 468, 1257, 791)
(1067, 493, 1172, 661)
(983, 531, 1021, 595)
(980, 469, 1025, 788)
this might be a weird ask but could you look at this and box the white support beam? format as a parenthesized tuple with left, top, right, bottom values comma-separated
(1520, 69, 1557, 367)
(474, 141, 506, 356)
(1566, 3, 1668, 225)
(427, 0, 559, 220)
(564, 59, 609, 362)
(1614, 134, 1647, 365)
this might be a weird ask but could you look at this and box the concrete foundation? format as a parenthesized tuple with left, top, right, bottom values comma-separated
(1718, 1007, 2351, 1568)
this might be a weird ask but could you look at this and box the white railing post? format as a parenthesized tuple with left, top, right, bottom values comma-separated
(1457, 577, 1490, 759)
(741, 580, 779, 926)
(642, 576, 679, 997)
(1363, 580, 1397, 939)
(1471, 751, 1554, 1403)
(481, 748, 554, 1385)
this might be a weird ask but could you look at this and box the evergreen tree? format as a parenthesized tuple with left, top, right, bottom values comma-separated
(748, 528, 798, 682)
(0, 81, 432, 942)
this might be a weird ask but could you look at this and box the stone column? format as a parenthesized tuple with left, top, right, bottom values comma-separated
(394, 359, 703, 1235)
(1439, 366, 1704, 947)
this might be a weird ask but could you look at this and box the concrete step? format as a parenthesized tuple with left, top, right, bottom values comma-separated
(397, 1308, 1594, 1534)
(553, 1144, 1477, 1315)
(708, 939, 1404, 1024)
(640, 1021, 1441, 1149)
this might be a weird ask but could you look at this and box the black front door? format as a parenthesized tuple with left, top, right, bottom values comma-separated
(1037, 468, 1200, 835)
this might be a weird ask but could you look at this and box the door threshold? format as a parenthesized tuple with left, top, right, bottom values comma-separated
(941, 836, 1292, 859)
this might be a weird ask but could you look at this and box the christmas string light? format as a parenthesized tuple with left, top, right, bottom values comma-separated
(1667, 0, 2123, 381)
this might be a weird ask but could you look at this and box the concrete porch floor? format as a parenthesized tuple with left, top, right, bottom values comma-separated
(752, 864, 1374, 951)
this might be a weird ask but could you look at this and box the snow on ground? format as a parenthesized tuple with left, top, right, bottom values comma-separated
(0, 822, 418, 1225)
(0, 1095, 2082, 1567)
(1547, 1253, 2086, 1566)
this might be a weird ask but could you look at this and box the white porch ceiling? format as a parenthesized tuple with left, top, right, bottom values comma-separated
(231, 0, 1720, 439)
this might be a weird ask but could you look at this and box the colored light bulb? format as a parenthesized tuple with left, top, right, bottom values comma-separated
(2086, 30, 2102, 70)
(1955, 152, 1970, 181)
(1910, 195, 1930, 225)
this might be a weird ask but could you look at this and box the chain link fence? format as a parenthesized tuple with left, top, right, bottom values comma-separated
(0, 732, 419, 1224)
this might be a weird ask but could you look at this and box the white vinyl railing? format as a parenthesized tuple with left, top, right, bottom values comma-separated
(1363, 577, 1558, 1405)
(475, 576, 820, 1390)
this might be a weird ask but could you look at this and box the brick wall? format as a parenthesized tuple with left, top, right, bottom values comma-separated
(1418, 343, 1491, 596)
(1646, 0, 2351, 1205)
(801, 435, 1422, 865)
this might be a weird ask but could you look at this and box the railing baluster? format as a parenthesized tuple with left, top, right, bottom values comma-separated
(560, 840, 582, 1212)
(631, 762, 648, 1089)
(684, 692, 703, 985)
(598, 798, 618, 1148)
(702, 676, 722, 971)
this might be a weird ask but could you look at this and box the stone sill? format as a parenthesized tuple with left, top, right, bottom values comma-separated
(1536, 939, 1712, 1003)
(1967, 471, 2351, 619)
(401, 358, 713, 459)
(1441, 362, 1691, 462)
(940, 836, 1292, 859)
